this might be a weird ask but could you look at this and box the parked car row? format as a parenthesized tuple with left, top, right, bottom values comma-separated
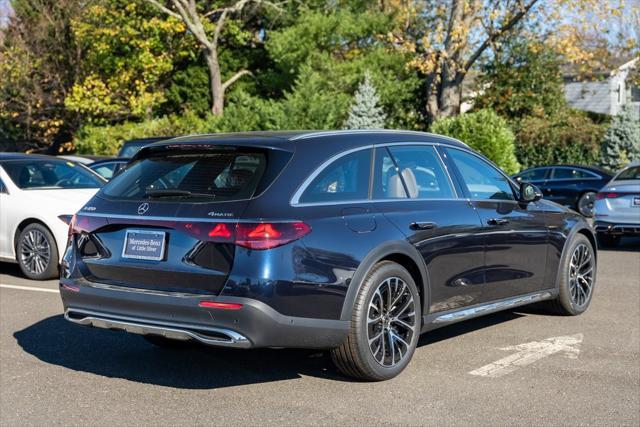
(0, 130, 636, 381)
(514, 163, 639, 247)
(0, 138, 171, 279)
(0, 136, 637, 284)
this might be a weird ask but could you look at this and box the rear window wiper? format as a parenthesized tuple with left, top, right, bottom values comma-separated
(145, 189, 214, 199)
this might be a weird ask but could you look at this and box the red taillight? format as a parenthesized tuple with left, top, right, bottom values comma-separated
(198, 301, 243, 310)
(208, 223, 233, 239)
(596, 192, 623, 199)
(67, 214, 77, 238)
(236, 222, 311, 250)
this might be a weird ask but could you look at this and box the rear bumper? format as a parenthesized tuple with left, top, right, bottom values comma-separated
(594, 221, 640, 236)
(59, 280, 349, 349)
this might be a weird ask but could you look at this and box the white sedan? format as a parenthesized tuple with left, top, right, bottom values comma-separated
(0, 154, 104, 279)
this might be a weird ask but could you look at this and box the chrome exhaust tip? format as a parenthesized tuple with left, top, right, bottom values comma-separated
(64, 309, 251, 348)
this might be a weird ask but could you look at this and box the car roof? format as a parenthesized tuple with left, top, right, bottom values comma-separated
(519, 164, 613, 176)
(90, 158, 129, 166)
(122, 137, 173, 145)
(148, 130, 468, 151)
(0, 152, 65, 162)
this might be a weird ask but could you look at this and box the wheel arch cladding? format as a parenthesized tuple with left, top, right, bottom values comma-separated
(554, 224, 597, 289)
(339, 241, 430, 321)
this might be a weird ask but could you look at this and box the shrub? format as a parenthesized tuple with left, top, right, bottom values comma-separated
(431, 109, 521, 174)
(74, 110, 216, 155)
(600, 105, 640, 170)
(515, 110, 604, 170)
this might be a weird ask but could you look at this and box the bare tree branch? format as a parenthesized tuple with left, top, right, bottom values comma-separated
(463, 0, 539, 72)
(222, 69, 253, 91)
(146, 0, 181, 20)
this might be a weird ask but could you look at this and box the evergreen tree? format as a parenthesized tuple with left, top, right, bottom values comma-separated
(601, 105, 640, 170)
(344, 72, 387, 129)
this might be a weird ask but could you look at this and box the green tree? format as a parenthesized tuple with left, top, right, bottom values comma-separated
(473, 40, 566, 120)
(145, 0, 281, 116)
(265, 6, 421, 130)
(516, 109, 604, 169)
(601, 105, 640, 170)
(344, 71, 387, 129)
(431, 109, 521, 174)
(65, 0, 195, 123)
(0, 0, 82, 151)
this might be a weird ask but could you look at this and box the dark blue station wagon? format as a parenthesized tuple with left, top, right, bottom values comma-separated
(60, 131, 597, 380)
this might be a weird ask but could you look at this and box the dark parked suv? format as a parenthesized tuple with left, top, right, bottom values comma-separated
(60, 131, 597, 380)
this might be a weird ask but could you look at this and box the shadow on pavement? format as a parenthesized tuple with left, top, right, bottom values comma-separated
(0, 262, 25, 279)
(15, 309, 526, 388)
(599, 236, 640, 252)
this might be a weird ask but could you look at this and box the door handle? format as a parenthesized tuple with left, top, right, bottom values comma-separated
(487, 218, 509, 226)
(410, 221, 437, 230)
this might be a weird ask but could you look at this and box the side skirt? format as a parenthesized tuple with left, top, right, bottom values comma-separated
(421, 289, 558, 332)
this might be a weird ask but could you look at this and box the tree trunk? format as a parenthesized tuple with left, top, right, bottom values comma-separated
(204, 48, 224, 116)
(426, 70, 463, 124)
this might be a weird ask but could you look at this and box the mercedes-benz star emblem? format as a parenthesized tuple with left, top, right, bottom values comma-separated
(137, 203, 150, 215)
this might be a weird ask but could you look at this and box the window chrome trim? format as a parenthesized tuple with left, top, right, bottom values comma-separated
(290, 145, 373, 206)
(290, 141, 465, 207)
(383, 143, 459, 200)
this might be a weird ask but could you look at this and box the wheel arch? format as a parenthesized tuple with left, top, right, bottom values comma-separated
(339, 241, 430, 322)
(13, 218, 58, 258)
(553, 223, 597, 289)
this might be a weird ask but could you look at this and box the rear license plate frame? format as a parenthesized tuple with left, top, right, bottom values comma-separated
(122, 229, 166, 261)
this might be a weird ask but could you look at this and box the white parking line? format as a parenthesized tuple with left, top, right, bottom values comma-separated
(469, 333, 583, 378)
(0, 284, 59, 294)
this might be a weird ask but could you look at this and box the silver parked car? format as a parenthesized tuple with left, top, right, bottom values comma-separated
(593, 161, 640, 247)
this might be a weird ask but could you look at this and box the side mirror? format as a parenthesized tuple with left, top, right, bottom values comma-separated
(519, 182, 542, 203)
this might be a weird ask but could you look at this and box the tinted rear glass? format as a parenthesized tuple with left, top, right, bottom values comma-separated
(2, 159, 104, 189)
(616, 166, 640, 181)
(119, 142, 148, 157)
(101, 149, 278, 202)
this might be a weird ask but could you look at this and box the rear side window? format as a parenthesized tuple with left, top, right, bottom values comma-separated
(102, 149, 277, 202)
(375, 145, 455, 199)
(552, 168, 596, 180)
(299, 149, 371, 204)
(518, 168, 548, 181)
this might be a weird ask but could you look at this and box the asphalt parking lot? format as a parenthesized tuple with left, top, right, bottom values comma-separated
(1, 239, 639, 426)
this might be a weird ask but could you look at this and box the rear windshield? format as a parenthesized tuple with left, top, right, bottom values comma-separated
(119, 142, 148, 158)
(2, 159, 104, 190)
(101, 148, 284, 202)
(615, 166, 640, 181)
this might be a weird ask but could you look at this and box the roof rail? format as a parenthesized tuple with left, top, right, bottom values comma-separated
(290, 129, 468, 146)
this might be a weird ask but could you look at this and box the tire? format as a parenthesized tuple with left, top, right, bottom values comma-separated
(16, 223, 59, 280)
(577, 191, 596, 217)
(597, 233, 620, 248)
(546, 234, 596, 316)
(143, 335, 195, 349)
(330, 261, 422, 381)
